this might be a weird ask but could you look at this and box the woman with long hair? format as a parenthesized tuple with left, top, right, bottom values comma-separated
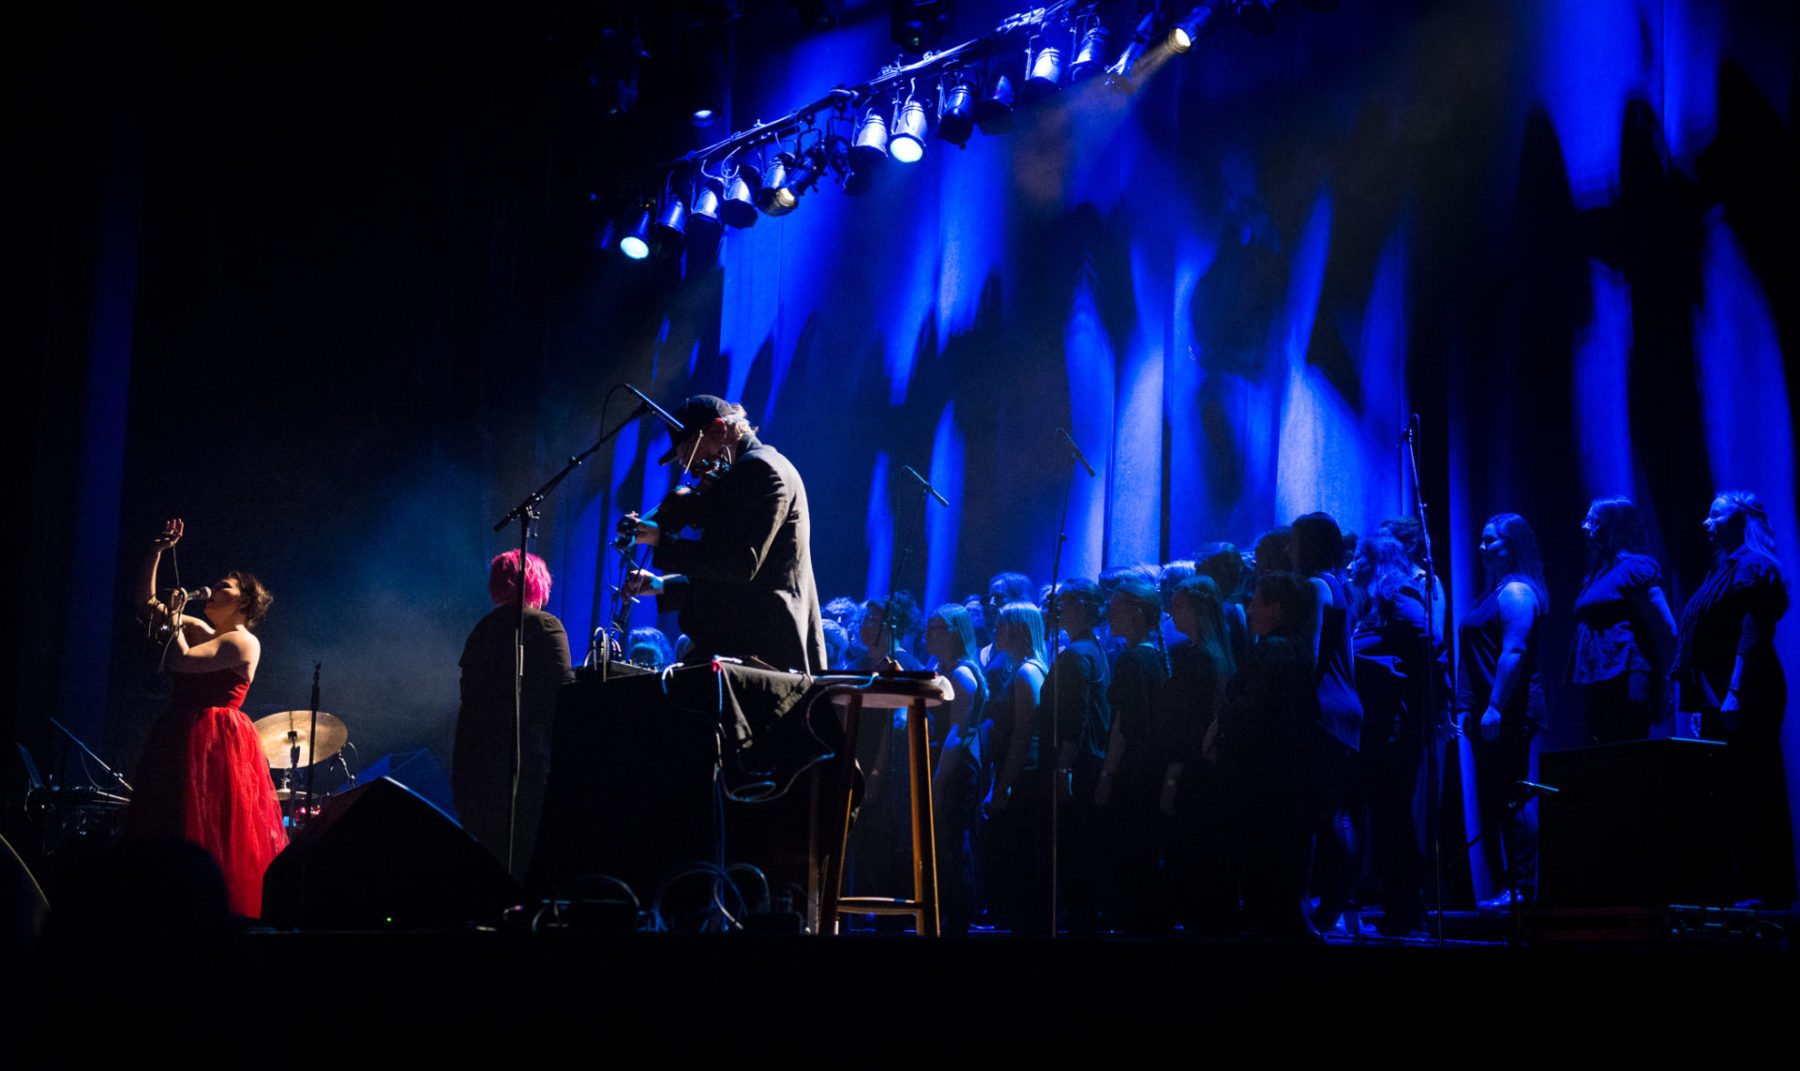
(1350, 533, 1437, 935)
(924, 603, 989, 935)
(1567, 497, 1678, 743)
(124, 519, 286, 918)
(1455, 513, 1549, 906)
(1293, 512, 1365, 932)
(982, 601, 1048, 932)
(1094, 579, 1171, 931)
(1044, 579, 1112, 934)
(1215, 571, 1319, 939)
(1674, 491, 1793, 906)
(1160, 576, 1238, 931)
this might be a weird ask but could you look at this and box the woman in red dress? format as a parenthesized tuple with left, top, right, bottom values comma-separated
(124, 518, 287, 918)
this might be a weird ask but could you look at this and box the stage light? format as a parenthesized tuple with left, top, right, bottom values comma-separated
(1067, 25, 1109, 82)
(652, 196, 687, 245)
(691, 179, 723, 226)
(1024, 44, 1062, 100)
(891, 99, 929, 163)
(1233, 0, 1276, 35)
(720, 163, 760, 228)
(851, 108, 890, 167)
(1166, 5, 1219, 53)
(692, 108, 717, 127)
(619, 207, 653, 260)
(1105, 12, 1159, 92)
(785, 146, 827, 192)
(756, 153, 804, 215)
(684, 180, 720, 257)
(974, 69, 1015, 134)
(937, 75, 976, 146)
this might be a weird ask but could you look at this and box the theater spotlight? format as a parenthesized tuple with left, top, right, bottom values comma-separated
(1068, 24, 1109, 83)
(937, 74, 976, 146)
(618, 205, 653, 260)
(756, 153, 796, 214)
(974, 68, 1016, 134)
(687, 178, 724, 248)
(651, 195, 687, 245)
(851, 107, 890, 168)
(719, 163, 760, 228)
(1166, 5, 1219, 53)
(1105, 11, 1159, 92)
(891, 98, 929, 163)
(759, 153, 810, 216)
(691, 178, 723, 226)
(1233, 0, 1277, 35)
(1024, 42, 1062, 100)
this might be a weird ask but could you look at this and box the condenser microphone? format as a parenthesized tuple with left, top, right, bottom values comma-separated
(622, 383, 686, 436)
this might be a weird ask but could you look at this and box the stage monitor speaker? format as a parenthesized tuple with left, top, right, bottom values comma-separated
(1538, 738, 1733, 908)
(262, 776, 520, 929)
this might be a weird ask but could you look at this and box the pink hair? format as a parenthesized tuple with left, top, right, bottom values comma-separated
(488, 550, 552, 609)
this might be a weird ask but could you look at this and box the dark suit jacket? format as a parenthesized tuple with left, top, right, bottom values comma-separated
(653, 434, 827, 674)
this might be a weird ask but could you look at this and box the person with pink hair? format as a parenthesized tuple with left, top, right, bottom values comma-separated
(453, 549, 574, 879)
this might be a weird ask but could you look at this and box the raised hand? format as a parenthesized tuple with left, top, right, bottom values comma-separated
(152, 518, 184, 550)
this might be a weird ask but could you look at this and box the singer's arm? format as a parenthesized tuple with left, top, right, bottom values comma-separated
(166, 627, 256, 677)
(136, 519, 205, 631)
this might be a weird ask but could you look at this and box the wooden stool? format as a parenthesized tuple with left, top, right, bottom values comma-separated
(812, 672, 953, 936)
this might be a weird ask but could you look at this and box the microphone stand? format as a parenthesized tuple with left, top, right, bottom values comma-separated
(492, 400, 651, 878)
(1046, 427, 1095, 939)
(303, 662, 321, 830)
(47, 718, 131, 795)
(1403, 414, 1446, 945)
(889, 465, 946, 662)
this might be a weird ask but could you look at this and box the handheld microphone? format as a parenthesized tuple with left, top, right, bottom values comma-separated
(176, 586, 212, 603)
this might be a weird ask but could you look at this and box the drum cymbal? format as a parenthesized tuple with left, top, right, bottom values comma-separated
(250, 710, 349, 769)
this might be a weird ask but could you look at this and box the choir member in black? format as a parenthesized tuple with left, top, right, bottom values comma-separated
(1350, 534, 1436, 936)
(980, 572, 1034, 697)
(925, 604, 990, 935)
(1215, 572, 1320, 939)
(1567, 497, 1678, 743)
(1044, 579, 1111, 934)
(1455, 513, 1550, 906)
(856, 593, 923, 671)
(983, 601, 1048, 932)
(454, 550, 575, 879)
(1163, 577, 1238, 932)
(1093, 579, 1171, 932)
(1197, 542, 1252, 665)
(1294, 512, 1365, 932)
(852, 592, 924, 895)
(1379, 517, 1448, 643)
(1674, 491, 1793, 906)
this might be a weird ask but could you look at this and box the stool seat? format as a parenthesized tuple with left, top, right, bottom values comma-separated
(817, 673, 954, 709)
(811, 673, 949, 936)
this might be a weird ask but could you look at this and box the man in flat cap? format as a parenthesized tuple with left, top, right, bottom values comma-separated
(624, 395, 827, 675)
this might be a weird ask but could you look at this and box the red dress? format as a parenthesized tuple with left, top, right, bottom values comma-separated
(124, 668, 289, 917)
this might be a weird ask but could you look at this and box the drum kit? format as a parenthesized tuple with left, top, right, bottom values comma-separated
(247, 708, 354, 830)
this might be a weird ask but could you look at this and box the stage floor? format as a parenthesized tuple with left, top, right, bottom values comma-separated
(20, 908, 1795, 1059)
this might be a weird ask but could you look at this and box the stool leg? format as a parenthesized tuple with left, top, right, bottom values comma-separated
(820, 694, 864, 936)
(907, 697, 940, 937)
